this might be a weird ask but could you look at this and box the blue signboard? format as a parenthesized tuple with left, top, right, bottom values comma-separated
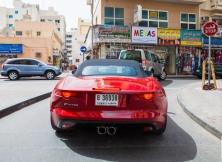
(181, 30, 202, 46)
(0, 44, 23, 54)
(80, 46, 87, 53)
(203, 37, 222, 48)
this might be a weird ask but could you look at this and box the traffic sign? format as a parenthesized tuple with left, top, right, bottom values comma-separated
(80, 46, 87, 53)
(202, 21, 218, 37)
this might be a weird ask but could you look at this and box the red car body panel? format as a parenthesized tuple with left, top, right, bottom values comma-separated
(50, 75, 168, 130)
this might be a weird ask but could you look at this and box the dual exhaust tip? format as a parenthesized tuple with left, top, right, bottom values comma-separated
(97, 126, 117, 135)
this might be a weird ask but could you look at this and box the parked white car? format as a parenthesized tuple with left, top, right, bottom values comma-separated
(118, 49, 167, 80)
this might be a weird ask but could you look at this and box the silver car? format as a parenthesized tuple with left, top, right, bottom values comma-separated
(1, 58, 61, 80)
(119, 49, 167, 80)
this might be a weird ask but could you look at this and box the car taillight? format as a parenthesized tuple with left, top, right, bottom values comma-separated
(142, 60, 146, 66)
(53, 89, 77, 99)
(137, 91, 164, 101)
(1, 61, 6, 69)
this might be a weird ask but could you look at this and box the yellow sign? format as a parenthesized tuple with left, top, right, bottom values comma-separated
(149, 11, 158, 20)
(181, 41, 202, 46)
(158, 29, 180, 40)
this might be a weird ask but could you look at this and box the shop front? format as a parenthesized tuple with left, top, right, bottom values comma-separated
(93, 25, 131, 59)
(0, 44, 23, 70)
(156, 28, 180, 75)
(202, 37, 222, 64)
(178, 30, 202, 75)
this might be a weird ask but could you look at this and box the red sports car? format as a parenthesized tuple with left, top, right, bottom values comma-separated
(50, 59, 168, 135)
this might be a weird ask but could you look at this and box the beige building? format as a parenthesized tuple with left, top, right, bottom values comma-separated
(0, 20, 62, 67)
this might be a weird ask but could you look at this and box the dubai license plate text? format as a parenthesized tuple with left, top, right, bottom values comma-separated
(95, 94, 118, 106)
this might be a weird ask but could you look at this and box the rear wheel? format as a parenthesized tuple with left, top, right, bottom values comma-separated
(45, 71, 55, 80)
(8, 71, 19, 80)
(157, 70, 167, 81)
(150, 70, 154, 77)
(150, 117, 167, 135)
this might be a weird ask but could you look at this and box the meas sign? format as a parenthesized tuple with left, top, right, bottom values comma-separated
(202, 21, 218, 37)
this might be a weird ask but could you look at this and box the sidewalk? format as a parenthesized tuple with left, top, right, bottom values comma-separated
(177, 80, 222, 139)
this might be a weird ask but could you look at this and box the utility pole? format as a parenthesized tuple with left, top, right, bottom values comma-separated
(91, 0, 94, 59)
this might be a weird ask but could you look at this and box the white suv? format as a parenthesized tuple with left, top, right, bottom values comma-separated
(119, 49, 167, 80)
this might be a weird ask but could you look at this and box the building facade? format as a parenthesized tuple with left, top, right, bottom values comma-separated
(0, 21, 62, 69)
(85, 0, 222, 75)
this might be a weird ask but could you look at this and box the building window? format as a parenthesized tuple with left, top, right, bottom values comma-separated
(16, 31, 22, 36)
(15, 11, 18, 14)
(139, 10, 168, 28)
(37, 31, 41, 36)
(181, 13, 196, 29)
(40, 19, 45, 22)
(104, 7, 124, 25)
(66, 40, 72, 43)
(9, 24, 13, 27)
(67, 50, 72, 54)
(66, 45, 72, 48)
(66, 35, 72, 38)
(58, 28, 60, 31)
(9, 15, 13, 18)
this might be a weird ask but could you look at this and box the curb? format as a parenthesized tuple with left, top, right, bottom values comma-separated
(177, 86, 222, 139)
(0, 92, 52, 119)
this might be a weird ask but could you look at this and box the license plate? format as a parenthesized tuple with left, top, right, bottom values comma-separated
(95, 94, 118, 106)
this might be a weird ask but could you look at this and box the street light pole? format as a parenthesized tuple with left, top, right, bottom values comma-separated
(91, 0, 94, 59)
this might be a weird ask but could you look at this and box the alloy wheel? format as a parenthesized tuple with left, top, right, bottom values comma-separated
(46, 71, 55, 80)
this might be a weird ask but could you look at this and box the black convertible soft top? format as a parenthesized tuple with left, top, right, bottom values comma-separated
(73, 59, 148, 78)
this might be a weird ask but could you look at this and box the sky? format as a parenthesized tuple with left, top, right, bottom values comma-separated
(0, 0, 91, 31)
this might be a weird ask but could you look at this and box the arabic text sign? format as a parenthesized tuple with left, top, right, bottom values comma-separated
(0, 44, 23, 54)
(132, 26, 157, 44)
(203, 21, 218, 37)
(181, 30, 202, 46)
(203, 37, 222, 48)
(157, 29, 180, 45)
(93, 25, 131, 43)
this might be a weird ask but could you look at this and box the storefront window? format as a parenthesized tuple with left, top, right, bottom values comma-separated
(139, 10, 168, 28)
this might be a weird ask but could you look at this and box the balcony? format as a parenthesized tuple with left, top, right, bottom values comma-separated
(152, 0, 206, 5)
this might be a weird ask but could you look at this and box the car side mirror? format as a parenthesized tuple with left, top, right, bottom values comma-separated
(72, 70, 76, 74)
(145, 70, 152, 76)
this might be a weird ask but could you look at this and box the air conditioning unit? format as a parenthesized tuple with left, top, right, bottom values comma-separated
(26, 31, 30, 34)
(87, 0, 92, 5)
(201, 16, 210, 21)
(36, 53, 42, 57)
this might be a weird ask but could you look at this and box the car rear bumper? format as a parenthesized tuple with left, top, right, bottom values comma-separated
(51, 108, 167, 130)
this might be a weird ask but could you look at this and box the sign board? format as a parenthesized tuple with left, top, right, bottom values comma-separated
(93, 25, 131, 43)
(131, 26, 157, 44)
(181, 30, 202, 46)
(202, 21, 218, 37)
(0, 44, 23, 54)
(134, 5, 142, 23)
(53, 50, 61, 56)
(80, 46, 87, 53)
(157, 29, 180, 45)
(203, 37, 222, 48)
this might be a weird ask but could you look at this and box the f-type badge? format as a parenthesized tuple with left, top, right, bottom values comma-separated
(64, 103, 78, 107)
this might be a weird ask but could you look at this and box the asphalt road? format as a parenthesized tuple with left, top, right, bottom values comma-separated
(0, 78, 221, 162)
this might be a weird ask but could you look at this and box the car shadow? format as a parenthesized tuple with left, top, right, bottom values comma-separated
(2, 77, 62, 81)
(55, 116, 197, 162)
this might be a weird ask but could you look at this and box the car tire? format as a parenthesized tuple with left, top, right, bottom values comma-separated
(150, 117, 167, 135)
(8, 71, 19, 80)
(45, 71, 55, 80)
(157, 70, 167, 81)
(150, 70, 154, 77)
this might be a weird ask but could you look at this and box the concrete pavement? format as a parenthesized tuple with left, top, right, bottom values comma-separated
(0, 73, 221, 139)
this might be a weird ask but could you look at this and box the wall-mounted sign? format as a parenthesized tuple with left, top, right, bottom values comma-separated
(0, 44, 23, 54)
(131, 26, 157, 44)
(149, 11, 158, 20)
(181, 30, 202, 46)
(93, 25, 131, 43)
(134, 5, 142, 23)
(157, 29, 180, 45)
(203, 37, 222, 48)
(53, 50, 61, 56)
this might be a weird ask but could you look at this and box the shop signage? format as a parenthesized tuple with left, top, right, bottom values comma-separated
(0, 44, 23, 54)
(93, 25, 131, 43)
(134, 5, 142, 23)
(181, 30, 202, 46)
(149, 11, 158, 20)
(157, 29, 180, 45)
(131, 26, 157, 44)
(203, 37, 222, 48)
(53, 50, 61, 56)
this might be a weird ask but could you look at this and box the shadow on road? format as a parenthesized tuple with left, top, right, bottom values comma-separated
(55, 116, 197, 162)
